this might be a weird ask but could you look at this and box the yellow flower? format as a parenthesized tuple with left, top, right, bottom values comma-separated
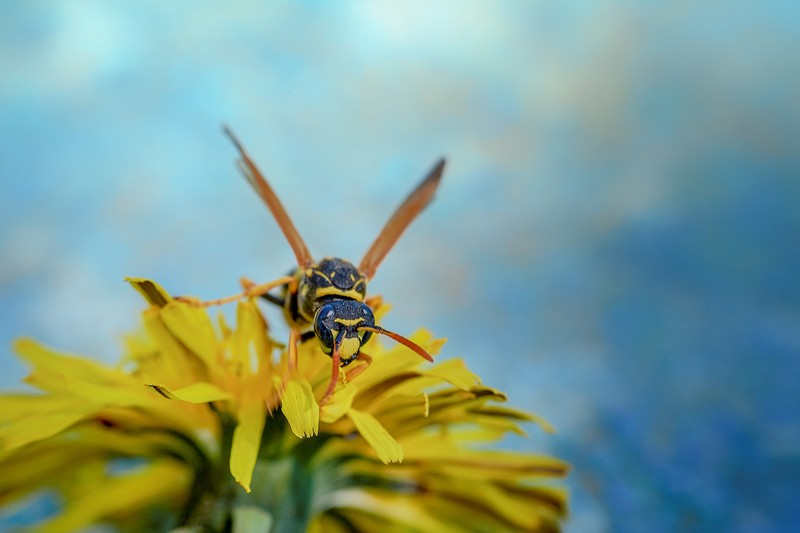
(0, 279, 567, 532)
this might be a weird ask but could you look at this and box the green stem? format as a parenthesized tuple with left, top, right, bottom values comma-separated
(178, 411, 332, 532)
(180, 411, 238, 532)
(236, 415, 329, 533)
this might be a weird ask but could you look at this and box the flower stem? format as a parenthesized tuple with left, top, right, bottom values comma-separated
(236, 415, 329, 533)
(180, 411, 238, 531)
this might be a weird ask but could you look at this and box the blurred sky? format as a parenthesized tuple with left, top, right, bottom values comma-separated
(1, 1, 799, 532)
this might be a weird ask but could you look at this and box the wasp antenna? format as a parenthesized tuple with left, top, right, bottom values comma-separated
(358, 325, 434, 362)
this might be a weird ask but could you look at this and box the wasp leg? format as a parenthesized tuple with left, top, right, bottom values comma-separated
(299, 331, 316, 343)
(287, 328, 300, 373)
(260, 292, 286, 307)
(344, 351, 373, 383)
(187, 275, 296, 307)
(244, 276, 284, 307)
(319, 348, 342, 406)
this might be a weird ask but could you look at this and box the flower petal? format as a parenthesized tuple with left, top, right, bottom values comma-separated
(320, 384, 357, 424)
(476, 405, 557, 434)
(424, 359, 481, 390)
(416, 470, 564, 530)
(139, 309, 208, 386)
(230, 400, 266, 493)
(160, 302, 219, 366)
(14, 339, 161, 409)
(126, 277, 173, 307)
(14, 338, 130, 391)
(0, 400, 96, 452)
(319, 489, 447, 532)
(347, 409, 403, 464)
(401, 438, 569, 476)
(281, 378, 319, 438)
(34, 459, 190, 533)
(309, 513, 363, 533)
(146, 382, 232, 403)
(0, 394, 82, 423)
(61, 377, 156, 407)
(231, 301, 271, 375)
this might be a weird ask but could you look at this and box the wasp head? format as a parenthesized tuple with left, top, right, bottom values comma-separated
(313, 300, 375, 366)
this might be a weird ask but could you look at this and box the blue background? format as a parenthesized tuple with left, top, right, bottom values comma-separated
(1, 2, 798, 531)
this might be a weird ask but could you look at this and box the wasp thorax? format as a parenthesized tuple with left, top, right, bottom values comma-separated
(314, 258, 365, 291)
(296, 257, 368, 324)
(313, 300, 375, 366)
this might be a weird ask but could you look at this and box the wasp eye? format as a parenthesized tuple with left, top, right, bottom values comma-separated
(313, 303, 336, 353)
(355, 304, 375, 345)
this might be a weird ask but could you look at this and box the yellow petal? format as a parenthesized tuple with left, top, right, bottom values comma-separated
(14, 338, 129, 391)
(423, 335, 447, 358)
(529, 413, 557, 433)
(321, 489, 447, 532)
(419, 470, 564, 530)
(347, 409, 403, 464)
(0, 429, 199, 505)
(400, 437, 569, 475)
(477, 405, 557, 434)
(125, 277, 173, 307)
(309, 513, 360, 533)
(35, 459, 190, 533)
(59, 374, 155, 409)
(280, 378, 319, 438)
(231, 301, 271, 375)
(146, 382, 232, 403)
(218, 311, 232, 338)
(13, 340, 156, 408)
(295, 339, 331, 381)
(0, 394, 80, 423)
(466, 414, 528, 436)
(319, 384, 357, 424)
(425, 359, 481, 390)
(230, 400, 266, 493)
(350, 330, 444, 391)
(140, 309, 208, 385)
(160, 301, 219, 365)
(0, 401, 96, 452)
(0, 441, 94, 504)
(350, 358, 478, 411)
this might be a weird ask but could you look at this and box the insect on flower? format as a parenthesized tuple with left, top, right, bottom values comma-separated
(195, 127, 445, 404)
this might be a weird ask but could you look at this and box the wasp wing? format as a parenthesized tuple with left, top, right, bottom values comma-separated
(359, 158, 445, 280)
(223, 126, 314, 268)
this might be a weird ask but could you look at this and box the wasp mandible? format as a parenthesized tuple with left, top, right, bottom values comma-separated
(199, 127, 445, 404)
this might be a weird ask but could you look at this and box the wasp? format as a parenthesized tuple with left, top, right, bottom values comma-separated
(198, 127, 445, 404)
